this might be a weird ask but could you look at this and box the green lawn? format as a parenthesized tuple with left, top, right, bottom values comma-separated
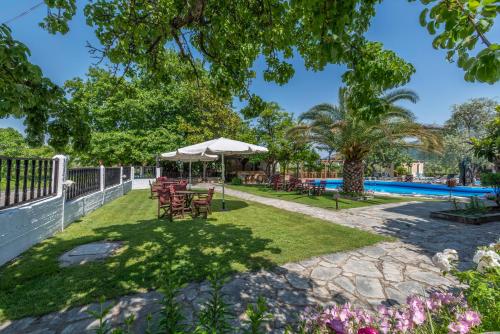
(226, 184, 417, 210)
(0, 190, 389, 321)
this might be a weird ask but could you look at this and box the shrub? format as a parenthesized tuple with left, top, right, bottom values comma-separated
(231, 177, 243, 185)
(481, 172, 500, 206)
(395, 166, 407, 176)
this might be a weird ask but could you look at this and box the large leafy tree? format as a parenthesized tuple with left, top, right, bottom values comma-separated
(445, 98, 497, 137)
(0, 24, 79, 147)
(292, 88, 441, 193)
(414, 0, 499, 83)
(37, 0, 414, 111)
(64, 66, 250, 165)
(472, 106, 500, 171)
(245, 102, 317, 176)
(440, 98, 497, 179)
(365, 142, 414, 177)
(0, 128, 54, 158)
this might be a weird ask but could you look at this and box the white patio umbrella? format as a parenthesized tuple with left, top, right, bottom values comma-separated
(160, 151, 218, 187)
(177, 137, 268, 210)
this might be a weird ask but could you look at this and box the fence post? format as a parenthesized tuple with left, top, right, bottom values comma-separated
(120, 166, 123, 185)
(52, 155, 67, 197)
(155, 155, 161, 179)
(53, 155, 67, 232)
(100, 165, 105, 192)
(131, 166, 135, 181)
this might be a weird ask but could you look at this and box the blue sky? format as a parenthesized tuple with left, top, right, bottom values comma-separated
(1, 0, 499, 134)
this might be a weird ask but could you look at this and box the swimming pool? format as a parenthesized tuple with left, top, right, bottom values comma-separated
(317, 180, 495, 197)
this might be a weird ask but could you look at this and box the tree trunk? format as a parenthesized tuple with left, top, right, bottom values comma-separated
(342, 159, 364, 194)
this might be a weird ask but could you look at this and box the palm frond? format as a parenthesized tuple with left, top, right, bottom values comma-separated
(382, 89, 419, 104)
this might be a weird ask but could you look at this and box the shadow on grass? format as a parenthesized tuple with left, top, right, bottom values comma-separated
(0, 197, 280, 321)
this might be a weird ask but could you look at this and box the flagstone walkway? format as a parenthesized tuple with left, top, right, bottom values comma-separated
(1, 188, 498, 333)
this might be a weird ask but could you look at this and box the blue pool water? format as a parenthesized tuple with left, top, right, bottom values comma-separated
(317, 180, 494, 197)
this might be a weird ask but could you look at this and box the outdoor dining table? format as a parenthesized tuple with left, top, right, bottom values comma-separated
(175, 190, 208, 210)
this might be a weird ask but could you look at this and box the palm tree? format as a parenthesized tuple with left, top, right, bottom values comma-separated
(290, 88, 441, 193)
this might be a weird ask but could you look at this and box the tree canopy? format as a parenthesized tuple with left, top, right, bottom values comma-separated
(64, 65, 252, 165)
(444, 97, 497, 137)
(414, 0, 499, 84)
(0, 24, 69, 147)
(0, 128, 54, 158)
(472, 105, 500, 171)
(36, 0, 416, 113)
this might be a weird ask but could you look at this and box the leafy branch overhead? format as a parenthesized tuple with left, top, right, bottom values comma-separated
(414, 0, 499, 84)
(38, 0, 415, 104)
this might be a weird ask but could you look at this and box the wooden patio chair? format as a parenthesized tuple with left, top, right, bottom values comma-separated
(150, 180, 162, 199)
(174, 183, 187, 191)
(157, 188, 171, 218)
(192, 188, 215, 218)
(168, 185, 186, 220)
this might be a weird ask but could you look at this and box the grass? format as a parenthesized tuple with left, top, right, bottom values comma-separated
(226, 184, 418, 210)
(0, 190, 389, 321)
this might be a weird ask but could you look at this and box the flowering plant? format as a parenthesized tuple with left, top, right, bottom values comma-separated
(431, 240, 500, 332)
(296, 292, 480, 334)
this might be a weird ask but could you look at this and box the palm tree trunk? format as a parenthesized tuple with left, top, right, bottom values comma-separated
(343, 159, 364, 194)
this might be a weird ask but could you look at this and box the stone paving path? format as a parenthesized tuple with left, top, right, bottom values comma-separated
(216, 186, 499, 269)
(1, 188, 498, 333)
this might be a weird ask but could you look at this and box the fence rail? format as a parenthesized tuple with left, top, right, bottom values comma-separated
(105, 167, 121, 188)
(0, 156, 57, 210)
(66, 168, 100, 200)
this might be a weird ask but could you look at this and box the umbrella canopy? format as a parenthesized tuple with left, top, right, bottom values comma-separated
(160, 151, 218, 162)
(176, 138, 268, 210)
(160, 151, 218, 187)
(177, 137, 268, 156)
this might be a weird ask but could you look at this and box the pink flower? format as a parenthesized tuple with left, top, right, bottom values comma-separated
(426, 297, 441, 311)
(395, 311, 412, 333)
(458, 311, 481, 327)
(327, 319, 345, 333)
(357, 327, 379, 334)
(411, 308, 426, 325)
(448, 321, 470, 334)
(378, 319, 391, 334)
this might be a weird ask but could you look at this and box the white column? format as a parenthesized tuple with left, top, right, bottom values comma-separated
(53, 155, 68, 231)
(120, 166, 123, 185)
(156, 167, 161, 179)
(52, 155, 67, 197)
(131, 166, 135, 180)
(100, 165, 105, 191)
(221, 153, 226, 210)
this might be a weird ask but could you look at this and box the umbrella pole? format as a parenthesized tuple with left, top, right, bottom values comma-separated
(222, 153, 226, 210)
(189, 160, 192, 189)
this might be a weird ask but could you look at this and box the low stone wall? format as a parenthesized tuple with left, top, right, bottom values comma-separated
(0, 181, 132, 266)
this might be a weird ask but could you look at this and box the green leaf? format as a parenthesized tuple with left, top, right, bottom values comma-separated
(419, 8, 429, 26)
(469, 0, 481, 10)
